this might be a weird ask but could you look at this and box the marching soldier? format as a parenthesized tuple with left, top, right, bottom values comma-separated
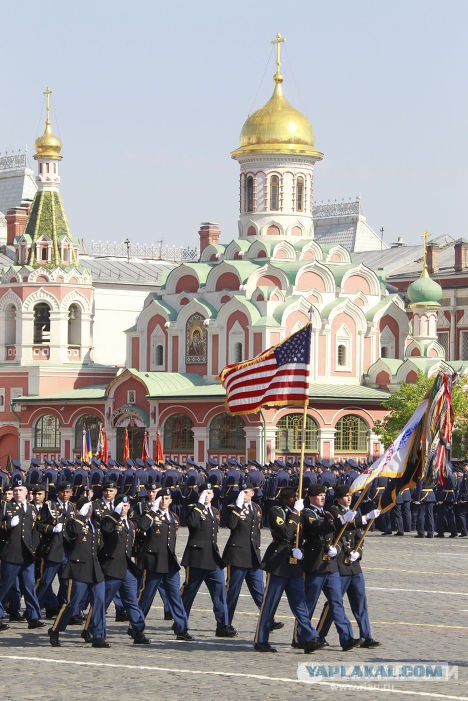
(413, 479, 436, 538)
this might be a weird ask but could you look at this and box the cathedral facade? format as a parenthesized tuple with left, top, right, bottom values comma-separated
(0, 39, 459, 466)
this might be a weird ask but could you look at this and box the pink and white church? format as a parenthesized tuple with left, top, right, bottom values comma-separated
(0, 41, 454, 467)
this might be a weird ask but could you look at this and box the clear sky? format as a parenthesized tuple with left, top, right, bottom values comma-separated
(1, 0, 467, 250)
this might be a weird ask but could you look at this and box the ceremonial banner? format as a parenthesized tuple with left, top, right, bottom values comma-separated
(218, 323, 312, 415)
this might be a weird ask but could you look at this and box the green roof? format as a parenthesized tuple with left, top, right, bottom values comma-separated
(324, 263, 353, 286)
(272, 295, 304, 323)
(213, 260, 262, 283)
(13, 385, 108, 403)
(148, 295, 178, 321)
(270, 261, 306, 284)
(25, 190, 77, 267)
(364, 295, 399, 321)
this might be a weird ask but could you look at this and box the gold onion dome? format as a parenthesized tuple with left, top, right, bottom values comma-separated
(232, 34, 323, 160)
(34, 87, 62, 160)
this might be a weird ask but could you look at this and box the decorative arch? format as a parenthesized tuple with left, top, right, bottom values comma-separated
(209, 413, 245, 451)
(163, 413, 194, 451)
(23, 288, 60, 313)
(61, 289, 90, 313)
(0, 289, 22, 312)
(34, 414, 61, 450)
(334, 414, 369, 453)
(341, 266, 380, 296)
(272, 241, 296, 260)
(276, 413, 319, 453)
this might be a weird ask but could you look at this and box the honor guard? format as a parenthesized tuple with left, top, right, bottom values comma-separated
(181, 483, 236, 637)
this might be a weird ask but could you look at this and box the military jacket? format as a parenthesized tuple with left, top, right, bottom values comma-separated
(100, 511, 138, 579)
(181, 503, 223, 570)
(35, 499, 76, 562)
(261, 504, 303, 578)
(0, 500, 36, 564)
(328, 503, 364, 576)
(222, 501, 262, 568)
(62, 514, 104, 584)
(139, 508, 179, 574)
(301, 505, 337, 574)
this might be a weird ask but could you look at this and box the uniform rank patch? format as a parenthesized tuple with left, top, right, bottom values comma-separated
(276, 516, 284, 525)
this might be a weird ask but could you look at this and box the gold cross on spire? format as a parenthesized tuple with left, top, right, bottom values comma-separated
(421, 230, 430, 277)
(44, 86, 52, 126)
(271, 33, 286, 75)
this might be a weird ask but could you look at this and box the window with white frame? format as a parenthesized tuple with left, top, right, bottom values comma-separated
(0, 389, 5, 411)
(127, 390, 136, 404)
(150, 326, 165, 370)
(336, 324, 352, 370)
(380, 325, 396, 359)
(437, 331, 449, 360)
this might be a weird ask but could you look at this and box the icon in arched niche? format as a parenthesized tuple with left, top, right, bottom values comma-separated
(186, 313, 207, 363)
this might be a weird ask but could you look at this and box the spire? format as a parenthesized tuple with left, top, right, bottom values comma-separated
(271, 32, 286, 95)
(421, 230, 430, 279)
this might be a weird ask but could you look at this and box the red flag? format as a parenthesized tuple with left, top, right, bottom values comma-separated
(123, 428, 130, 461)
(155, 431, 164, 464)
(218, 323, 312, 415)
(141, 431, 150, 463)
(102, 431, 109, 464)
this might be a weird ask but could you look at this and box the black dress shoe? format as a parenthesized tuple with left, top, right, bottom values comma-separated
(133, 633, 152, 645)
(270, 620, 284, 631)
(291, 640, 304, 649)
(304, 638, 326, 653)
(394, 532, 404, 536)
(0, 622, 10, 632)
(69, 614, 85, 625)
(341, 638, 357, 651)
(254, 642, 277, 652)
(176, 631, 194, 641)
(115, 611, 129, 622)
(426, 534, 434, 538)
(81, 629, 93, 643)
(28, 619, 45, 629)
(436, 534, 445, 538)
(48, 628, 60, 647)
(360, 638, 381, 648)
(9, 612, 25, 622)
(414, 534, 424, 538)
(215, 625, 237, 638)
(127, 626, 135, 639)
(381, 531, 392, 535)
(450, 534, 457, 538)
(92, 638, 110, 648)
(164, 611, 173, 621)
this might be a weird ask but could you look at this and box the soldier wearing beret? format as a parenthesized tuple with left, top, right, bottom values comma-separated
(181, 483, 236, 637)
(137, 488, 192, 640)
(49, 497, 108, 648)
(0, 481, 44, 631)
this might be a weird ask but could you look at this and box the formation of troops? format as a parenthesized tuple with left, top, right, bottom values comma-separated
(0, 454, 467, 651)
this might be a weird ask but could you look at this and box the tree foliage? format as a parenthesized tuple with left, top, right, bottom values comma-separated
(373, 372, 468, 454)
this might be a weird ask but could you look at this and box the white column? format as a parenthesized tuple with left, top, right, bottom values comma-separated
(244, 425, 264, 462)
(319, 427, 336, 460)
(192, 426, 208, 463)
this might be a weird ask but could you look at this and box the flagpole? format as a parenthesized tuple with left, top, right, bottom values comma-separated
(330, 481, 372, 550)
(293, 400, 309, 550)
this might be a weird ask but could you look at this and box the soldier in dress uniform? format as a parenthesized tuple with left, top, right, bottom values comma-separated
(81, 494, 150, 645)
(454, 465, 468, 536)
(0, 481, 44, 631)
(316, 485, 381, 648)
(435, 467, 458, 538)
(207, 457, 224, 509)
(35, 481, 76, 617)
(244, 460, 265, 504)
(137, 487, 192, 640)
(293, 484, 355, 651)
(181, 482, 236, 638)
(413, 479, 436, 538)
(253, 487, 324, 653)
(48, 496, 108, 648)
(220, 459, 242, 524)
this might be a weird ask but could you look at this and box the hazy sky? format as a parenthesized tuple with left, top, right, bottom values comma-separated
(1, 0, 467, 250)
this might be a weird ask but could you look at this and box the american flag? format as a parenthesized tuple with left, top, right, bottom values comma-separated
(218, 323, 312, 415)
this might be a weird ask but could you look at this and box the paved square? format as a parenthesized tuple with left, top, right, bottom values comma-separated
(0, 530, 467, 701)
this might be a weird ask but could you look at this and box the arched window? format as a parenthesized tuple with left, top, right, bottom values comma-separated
(5, 304, 16, 345)
(380, 346, 388, 358)
(209, 413, 244, 451)
(164, 413, 194, 451)
(234, 342, 243, 363)
(276, 413, 319, 453)
(337, 344, 347, 366)
(270, 175, 279, 211)
(156, 344, 164, 365)
(68, 304, 81, 345)
(334, 415, 368, 453)
(41, 247, 48, 261)
(296, 176, 304, 211)
(74, 414, 101, 451)
(35, 414, 61, 450)
(245, 175, 254, 212)
(33, 302, 51, 344)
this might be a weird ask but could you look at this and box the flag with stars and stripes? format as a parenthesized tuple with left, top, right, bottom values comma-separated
(218, 323, 312, 415)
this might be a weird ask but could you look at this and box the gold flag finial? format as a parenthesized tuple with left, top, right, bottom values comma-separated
(271, 33, 286, 79)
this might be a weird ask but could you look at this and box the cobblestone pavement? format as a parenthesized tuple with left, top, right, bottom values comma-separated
(0, 530, 467, 701)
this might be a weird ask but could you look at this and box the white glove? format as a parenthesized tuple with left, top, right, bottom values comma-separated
(114, 502, 124, 515)
(413, 501, 420, 505)
(294, 499, 304, 513)
(198, 491, 207, 505)
(327, 546, 338, 558)
(367, 509, 380, 520)
(151, 496, 162, 512)
(10, 515, 20, 527)
(292, 548, 304, 560)
(235, 491, 245, 509)
(348, 550, 360, 562)
(79, 502, 91, 516)
(52, 523, 63, 533)
(340, 510, 356, 524)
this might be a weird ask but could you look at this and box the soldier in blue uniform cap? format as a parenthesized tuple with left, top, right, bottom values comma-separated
(207, 458, 224, 509)
(435, 467, 458, 538)
(413, 479, 436, 538)
(220, 459, 242, 524)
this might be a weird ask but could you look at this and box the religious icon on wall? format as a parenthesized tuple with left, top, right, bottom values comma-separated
(186, 313, 207, 363)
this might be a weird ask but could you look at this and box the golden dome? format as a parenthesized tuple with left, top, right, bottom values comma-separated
(34, 87, 62, 160)
(232, 76, 322, 159)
